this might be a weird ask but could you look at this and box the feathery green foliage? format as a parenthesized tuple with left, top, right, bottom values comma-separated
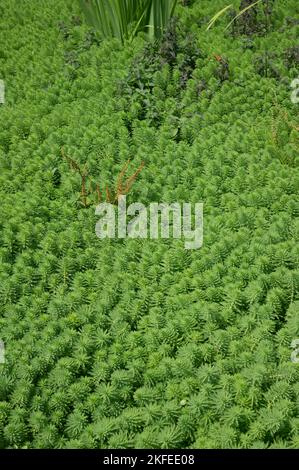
(0, 0, 298, 450)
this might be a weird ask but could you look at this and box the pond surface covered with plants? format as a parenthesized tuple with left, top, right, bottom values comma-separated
(0, 0, 298, 449)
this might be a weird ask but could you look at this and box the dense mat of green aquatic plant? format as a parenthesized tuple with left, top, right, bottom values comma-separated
(0, 0, 298, 449)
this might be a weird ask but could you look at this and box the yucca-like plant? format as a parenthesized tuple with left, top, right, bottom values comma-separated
(78, 0, 177, 43)
(34, 424, 59, 449)
(1, 0, 299, 450)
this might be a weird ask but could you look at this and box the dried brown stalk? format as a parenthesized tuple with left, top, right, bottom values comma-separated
(61, 147, 144, 207)
(106, 185, 112, 204)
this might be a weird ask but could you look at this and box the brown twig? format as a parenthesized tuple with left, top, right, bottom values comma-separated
(61, 147, 90, 207)
(123, 161, 145, 195)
